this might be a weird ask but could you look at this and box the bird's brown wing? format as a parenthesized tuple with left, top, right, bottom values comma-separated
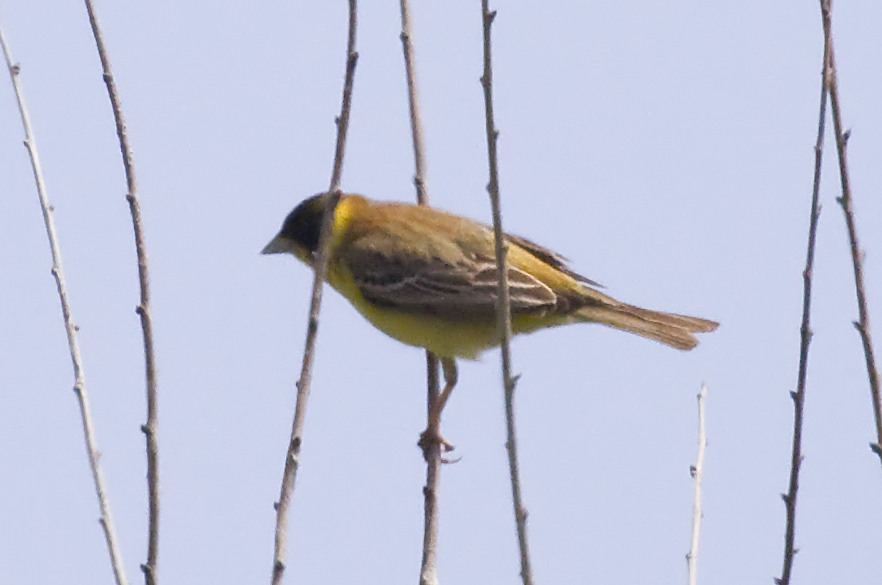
(342, 239, 557, 318)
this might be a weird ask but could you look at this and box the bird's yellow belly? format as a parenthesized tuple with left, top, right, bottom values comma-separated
(358, 307, 499, 360)
(326, 262, 572, 359)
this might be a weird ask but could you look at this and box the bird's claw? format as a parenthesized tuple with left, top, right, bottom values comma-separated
(418, 428, 455, 461)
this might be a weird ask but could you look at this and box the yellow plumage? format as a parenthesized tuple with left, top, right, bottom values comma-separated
(263, 193, 717, 359)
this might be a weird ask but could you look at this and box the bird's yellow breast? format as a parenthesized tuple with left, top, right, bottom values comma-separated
(324, 259, 570, 359)
(325, 197, 497, 358)
(324, 261, 485, 358)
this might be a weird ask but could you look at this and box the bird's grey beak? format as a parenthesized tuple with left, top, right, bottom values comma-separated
(261, 234, 291, 255)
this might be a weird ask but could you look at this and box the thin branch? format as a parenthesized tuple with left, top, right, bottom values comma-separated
(419, 357, 442, 585)
(479, 4, 534, 584)
(776, 25, 829, 585)
(397, 1, 444, 584)
(687, 384, 708, 585)
(0, 22, 130, 585)
(327, 2, 359, 192)
(821, 0, 882, 464)
(80, 3, 159, 583)
(270, 3, 358, 584)
(398, 0, 428, 208)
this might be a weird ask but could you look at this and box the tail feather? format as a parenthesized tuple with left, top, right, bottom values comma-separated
(576, 304, 718, 350)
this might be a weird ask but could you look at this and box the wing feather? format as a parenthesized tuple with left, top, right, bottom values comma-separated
(504, 233, 603, 287)
(344, 245, 557, 318)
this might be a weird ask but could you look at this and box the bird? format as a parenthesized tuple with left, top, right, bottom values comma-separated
(262, 192, 718, 447)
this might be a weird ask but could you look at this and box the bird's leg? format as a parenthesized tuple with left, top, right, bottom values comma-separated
(432, 358, 457, 429)
(419, 358, 457, 458)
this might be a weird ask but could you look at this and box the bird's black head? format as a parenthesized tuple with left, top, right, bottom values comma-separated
(281, 193, 328, 254)
(262, 192, 337, 259)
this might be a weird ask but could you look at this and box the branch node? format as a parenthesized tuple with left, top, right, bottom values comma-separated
(800, 324, 813, 341)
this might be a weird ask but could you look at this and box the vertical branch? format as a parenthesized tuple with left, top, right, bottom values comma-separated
(479, 4, 534, 585)
(686, 384, 708, 585)
(397, 2, 443, 584)
(327, 1, 359, 192)
(776, 25, 829, 585)
(80, 2, 158, 583)
(418, 356, 441, 585)
(821, 0, 882, 464)
(0, 23, 130, 585)
(398, 0, 428, 207)
(270, 3, 358, 585)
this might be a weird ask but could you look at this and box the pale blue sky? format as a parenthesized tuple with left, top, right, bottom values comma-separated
(1, 2, 881, 584)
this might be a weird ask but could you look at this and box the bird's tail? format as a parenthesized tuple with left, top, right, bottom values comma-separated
(575, 303, 718, 350)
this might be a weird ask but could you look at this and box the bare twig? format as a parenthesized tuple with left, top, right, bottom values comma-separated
(776, 25, 829, 585)
(270, 3, 358, 584)
(687, 384, 707, 585)
(397, 1, 444, 584)
(419, 357, 442, 585)
(80, 3, 159, 583)
(398, 0, 428, 208)
(821, 0, 882, 464)
(479, 4, 534, 584)
(0, 22, 130, 585)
